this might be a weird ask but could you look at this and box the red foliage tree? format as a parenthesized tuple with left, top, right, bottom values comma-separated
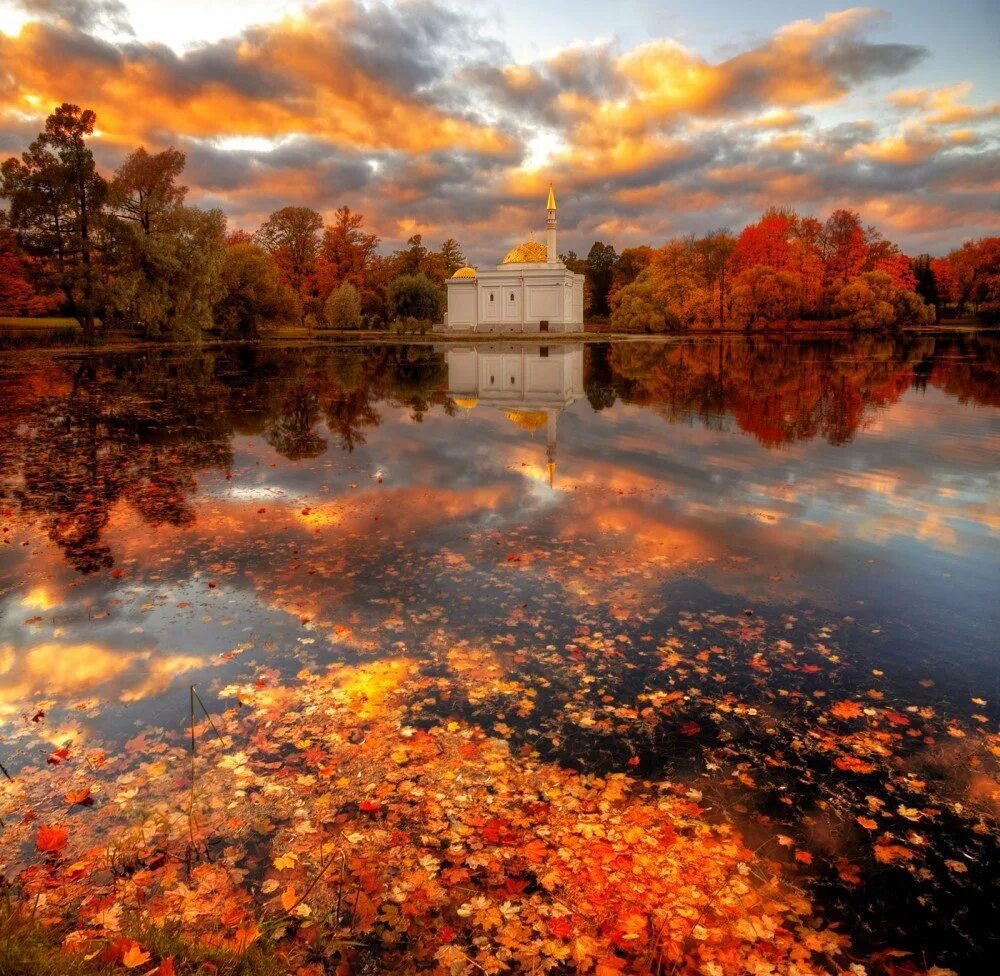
(0, 225, 57, 315)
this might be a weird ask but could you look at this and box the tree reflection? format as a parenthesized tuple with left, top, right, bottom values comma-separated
(593, 333, 999, 447)
(1, 335, 996, 574)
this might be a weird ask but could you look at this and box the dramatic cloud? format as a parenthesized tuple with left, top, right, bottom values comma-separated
(13, 0, 133, 33)
(0, 1, 997, 257)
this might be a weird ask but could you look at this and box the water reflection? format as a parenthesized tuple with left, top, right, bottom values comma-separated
(447, 343, 583, 486)
(1, 333, 998, 968)
(1, 334, 994, 578)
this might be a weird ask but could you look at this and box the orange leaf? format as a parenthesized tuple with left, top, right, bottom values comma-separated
(856, 816, 878, 830)
(232, 922, 260, 953)
(830, 700, 863, 720)
(122, 943, 151, 968)
(835, 756, 876, 774)
(873, 843, 916, 864)
(36, 824, 68, 854)
(280, 885, 297, 912)
(794, 850, 813, 865)
(64, 786, 93, 806)
(521, 838, 548, 863)
(158, 960, 175, 976)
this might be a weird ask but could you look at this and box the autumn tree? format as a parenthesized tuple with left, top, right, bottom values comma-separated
(947, 237, 1000, 321)
(732, 266, 802, 326)
(734, 208, 795, 273)
(394, 234, 429, 277)
(831, 271, 933, 329)
(106, 147, 187, 234)
(215, 241, 296, 338)
(1, 103, 106, 338)
(609, 279, 669, 333)
(693, 231, 737, 324)
(0, 220, 57, 315)
(256, 206, 323, 325)
(610, 246, 654, 303)
(821, 209, 868, 290)
(439, 238, 467, 277)
(315, 206, 379, 300)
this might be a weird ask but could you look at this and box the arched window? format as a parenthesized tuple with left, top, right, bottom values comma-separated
(489, 292, 494, 302)
(509, 292, 515, 302)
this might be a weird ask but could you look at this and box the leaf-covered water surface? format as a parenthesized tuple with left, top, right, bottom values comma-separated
(0, 336, 997, 976)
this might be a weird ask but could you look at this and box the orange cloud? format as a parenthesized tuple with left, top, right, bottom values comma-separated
(0, 10, 511, 156)
(889, 82, 1000, 126)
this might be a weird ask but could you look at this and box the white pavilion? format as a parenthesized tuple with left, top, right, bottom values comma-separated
(445, 186, 585, 333)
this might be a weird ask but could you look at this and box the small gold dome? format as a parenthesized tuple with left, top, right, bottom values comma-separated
(502, 240, 548, 264)
(451, 266, 477, 278)
(505, 409, 547, 433)
(452, 396, 478, 409)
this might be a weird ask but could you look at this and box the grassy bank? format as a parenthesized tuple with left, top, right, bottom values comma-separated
(0, 900, 285, 976)
(0, 318, 995, 355)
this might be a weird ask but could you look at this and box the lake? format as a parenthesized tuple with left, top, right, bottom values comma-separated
(1, 333, 998, 974)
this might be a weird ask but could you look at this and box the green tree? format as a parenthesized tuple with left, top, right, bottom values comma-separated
(325, 280, 363, 330)
(586, 241, 617, 316)
(107, 206, 227, 340)
(215, 241, 296, 338)
(387, 272, 443, 323)
(1, 103, 106, 339)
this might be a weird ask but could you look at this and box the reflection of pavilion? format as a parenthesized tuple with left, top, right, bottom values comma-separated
(445, 344, 583, 487)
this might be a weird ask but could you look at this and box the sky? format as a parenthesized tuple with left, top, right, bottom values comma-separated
(0, 0, 997, 262)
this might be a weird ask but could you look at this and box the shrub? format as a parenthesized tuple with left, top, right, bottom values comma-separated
(389, 316, 433, 335)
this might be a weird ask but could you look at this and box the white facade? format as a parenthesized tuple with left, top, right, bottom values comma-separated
(446, 342, 584, 486)
(445, 187, 585, 333)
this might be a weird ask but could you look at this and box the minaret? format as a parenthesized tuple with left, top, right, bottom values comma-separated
(545, 183, 557, 264)
(546, 408, 558, 488)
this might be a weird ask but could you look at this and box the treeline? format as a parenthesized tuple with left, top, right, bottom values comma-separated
(565, 211, 999, 332)
(0, 104, 459, 340)
(3, 104, 998, 340)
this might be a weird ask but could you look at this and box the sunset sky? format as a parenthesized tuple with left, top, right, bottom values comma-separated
(1, 0, 997, 261)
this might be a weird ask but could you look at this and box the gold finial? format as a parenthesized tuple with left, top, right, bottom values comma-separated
(546, 183, 556, 211)
(548, 459, 555, 488)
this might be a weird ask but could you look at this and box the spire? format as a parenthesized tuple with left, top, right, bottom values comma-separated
(546, 183, 557, 211)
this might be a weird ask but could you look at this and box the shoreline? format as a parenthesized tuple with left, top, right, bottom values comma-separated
(0, 321, 995, 357)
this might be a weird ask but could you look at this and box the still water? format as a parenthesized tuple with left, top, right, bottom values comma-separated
(1, 334, 998, 970)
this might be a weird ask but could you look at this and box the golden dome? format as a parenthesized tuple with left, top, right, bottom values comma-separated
(502, 240, 548, 264)
(452, 396, 478, 409)
(505, 409, 547, 433)
(451, 266, 477, 278)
